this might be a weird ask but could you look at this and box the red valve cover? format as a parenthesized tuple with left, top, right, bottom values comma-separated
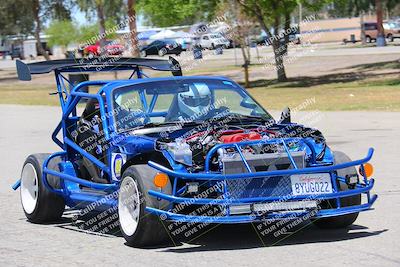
(220, 132, 262, 143)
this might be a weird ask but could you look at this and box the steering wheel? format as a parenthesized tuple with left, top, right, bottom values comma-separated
(196, 106, 230, 121)
(114, 104, 150, 129)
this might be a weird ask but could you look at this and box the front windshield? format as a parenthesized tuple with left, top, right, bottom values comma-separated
(112, 78, 272, 131)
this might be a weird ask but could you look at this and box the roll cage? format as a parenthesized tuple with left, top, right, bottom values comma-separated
(12, 57, 182, 192)
(12, 57, 377, 224)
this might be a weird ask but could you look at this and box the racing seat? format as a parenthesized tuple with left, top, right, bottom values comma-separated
(75, 99, 108, 183)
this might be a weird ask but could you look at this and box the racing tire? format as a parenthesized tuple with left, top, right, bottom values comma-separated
(313, 151, 361, 229)
(118, 165, 172, 247)
(158, 49, 166, 57)
(20, 154, 65, 223)
(387, 34, 394, 42)
(140, 50, 147, 57)
(365, 36, 371, 43)
(88, 52, 95, 59)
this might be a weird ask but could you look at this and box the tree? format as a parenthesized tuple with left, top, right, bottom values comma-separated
(78, 0, 106, 55)
(46, 20, 79, 51)
(78, 24, 100, 43)
(96, 1, 107, 54)
(217, 0, 256, 87)
(30, 0, 74, 60)
(127, 0, 140, 57)
(237, 0, 289, 82)
(77, 21, 118, 44)
(330, 0, 400, 45)
(138, 0, 218, 27)
(42, 0, 73, 20)
(1, 0, 73, 59)
(32, 0, 50, 60)
(76, 0, 124, 55)
(237, 0, 330, 82)
(375, 0, 386, 46)
(0, 0, 34, 36)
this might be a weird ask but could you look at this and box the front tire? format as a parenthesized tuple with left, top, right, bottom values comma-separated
(20, 154, 65, 223)
(118, 165, 172, 247)
(313, 151, 361, 229)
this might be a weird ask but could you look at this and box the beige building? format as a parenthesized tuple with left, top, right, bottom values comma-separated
(300, 16, 375, 43)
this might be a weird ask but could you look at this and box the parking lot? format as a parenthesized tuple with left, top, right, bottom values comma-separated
(1, 105, 399, 266)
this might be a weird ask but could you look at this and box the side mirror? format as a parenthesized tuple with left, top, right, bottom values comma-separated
(278, 107, 291, 124)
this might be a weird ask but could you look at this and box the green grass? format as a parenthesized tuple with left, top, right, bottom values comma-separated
(0, 83, 59, 106)
(247, 77, 400, 111)
(0, 75, 399, 111)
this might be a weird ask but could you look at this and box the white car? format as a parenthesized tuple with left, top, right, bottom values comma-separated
(199, 33, 230, 49)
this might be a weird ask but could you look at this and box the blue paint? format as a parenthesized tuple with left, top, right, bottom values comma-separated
(12, 58, 377, 226)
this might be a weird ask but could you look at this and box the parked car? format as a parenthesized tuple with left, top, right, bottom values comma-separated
(140, 40, 182, 57)
(84, 40, 124, 58)
(363, 22, 395, 43)
(227, 39, 241, 48)
(11, 47, 24, 60)
(13, 57, 377, 247)
(199, 33, 230, 49)
(256, 26, 301, 46)
(384, 21, 400, 41)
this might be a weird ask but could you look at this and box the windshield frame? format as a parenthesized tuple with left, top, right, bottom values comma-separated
(109, 77, 274, 133)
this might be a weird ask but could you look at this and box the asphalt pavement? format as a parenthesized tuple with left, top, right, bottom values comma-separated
(0, 105, 399, 266)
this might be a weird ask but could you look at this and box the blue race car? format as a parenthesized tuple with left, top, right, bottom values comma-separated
(12, 57, 377, 247)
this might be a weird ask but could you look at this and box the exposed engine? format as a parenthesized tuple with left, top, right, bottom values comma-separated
(156, 124, 327, 172)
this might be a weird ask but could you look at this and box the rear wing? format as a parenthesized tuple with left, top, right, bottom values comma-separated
(16, 57, 182, 81)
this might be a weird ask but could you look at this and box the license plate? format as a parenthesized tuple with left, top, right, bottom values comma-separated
(290, 173, 333, 196)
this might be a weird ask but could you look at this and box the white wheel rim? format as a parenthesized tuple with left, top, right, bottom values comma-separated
(118, 176, 141, 236)
(20, 163, 39, 214)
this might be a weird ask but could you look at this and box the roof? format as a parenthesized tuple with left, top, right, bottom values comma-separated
(100, 76, 235, 94)
(16, 57, 182, 81)
(149, 30, 177, 40)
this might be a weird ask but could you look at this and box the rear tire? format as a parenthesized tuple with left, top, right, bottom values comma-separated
(313, 151, 361, 229)
(88, 52, 95, 59)
(158, 49, 166, 57)
(20, 154, 65, 223)
(118, 165, 172, 247)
